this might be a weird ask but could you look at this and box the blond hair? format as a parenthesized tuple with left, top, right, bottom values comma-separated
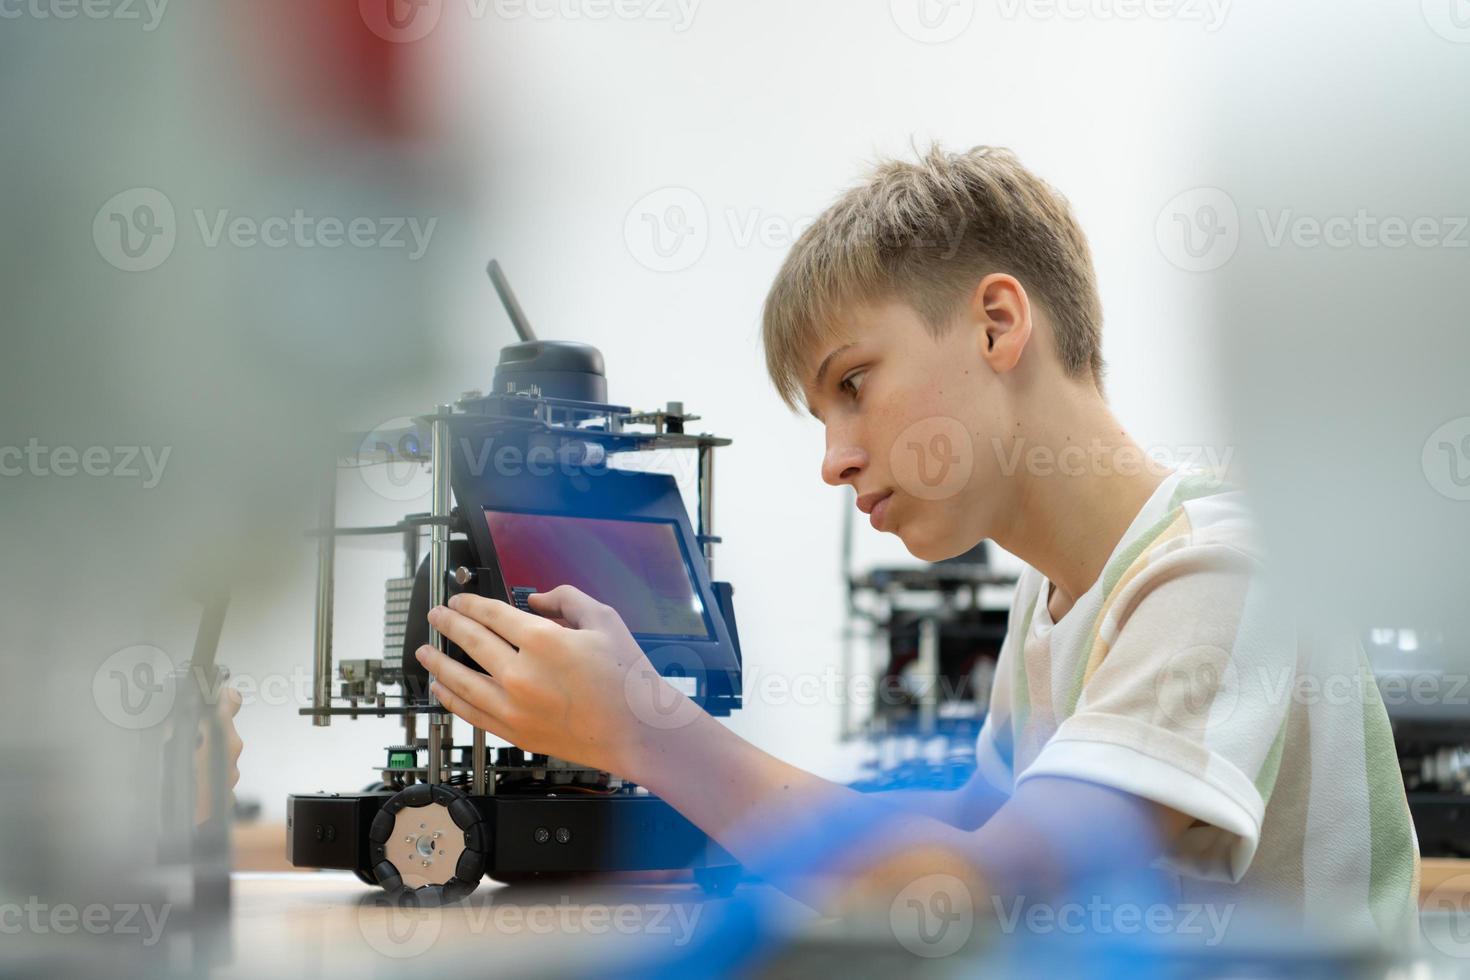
(761, 145, 1105, 408)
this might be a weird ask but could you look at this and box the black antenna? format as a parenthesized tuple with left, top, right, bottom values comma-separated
(486, 259, 537, 342)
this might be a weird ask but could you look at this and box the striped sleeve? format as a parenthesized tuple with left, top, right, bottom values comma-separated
(1015, 535, 1298, 882)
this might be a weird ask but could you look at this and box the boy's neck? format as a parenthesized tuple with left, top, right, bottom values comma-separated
(991, 390, 1167, 620)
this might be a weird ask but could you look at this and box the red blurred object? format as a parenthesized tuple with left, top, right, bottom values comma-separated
(231, 0, 432, 143)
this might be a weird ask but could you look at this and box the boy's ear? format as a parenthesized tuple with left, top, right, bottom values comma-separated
(969, 273, 1032, 374)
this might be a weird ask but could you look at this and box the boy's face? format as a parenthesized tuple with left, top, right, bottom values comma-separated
(803, 299, 1015, 562)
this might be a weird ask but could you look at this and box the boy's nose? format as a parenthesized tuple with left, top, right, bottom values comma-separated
(822, 444, 866, 487)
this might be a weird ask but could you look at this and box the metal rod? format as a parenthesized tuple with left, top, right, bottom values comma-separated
(427, 404, 453, 783)
(472, 728, 486, 795)
(428, 719, 443, 786)
(404, 713, 417, 784)
(311, 460, 336, 728)
(917, 615, 940, 735)
(487, 259, 537, 343)
(428, 404, 451, 661)
(698, 445, 716, 574)
(402, 524, 419, 579)
(402, 522, 421, 782)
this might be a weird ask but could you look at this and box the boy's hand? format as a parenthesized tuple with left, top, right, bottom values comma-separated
(415, 586, 692, 776)
(196, 685, 243, 824)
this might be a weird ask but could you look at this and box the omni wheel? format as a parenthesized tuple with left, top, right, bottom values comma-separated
(367, 784, 486, 902)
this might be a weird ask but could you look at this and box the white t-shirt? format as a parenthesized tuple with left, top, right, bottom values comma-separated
(975, 468, 1420, 945)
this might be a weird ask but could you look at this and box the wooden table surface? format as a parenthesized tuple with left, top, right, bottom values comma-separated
(222, 823, 1470, 976)
(236, 821, 1470, 903)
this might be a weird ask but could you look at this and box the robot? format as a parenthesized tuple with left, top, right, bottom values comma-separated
(286, 263, 743, 900)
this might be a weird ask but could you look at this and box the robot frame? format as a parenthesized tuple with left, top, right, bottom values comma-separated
(286, 262, 744, 900)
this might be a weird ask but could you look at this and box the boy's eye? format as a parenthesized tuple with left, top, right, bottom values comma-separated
(839, 369, 867, 398)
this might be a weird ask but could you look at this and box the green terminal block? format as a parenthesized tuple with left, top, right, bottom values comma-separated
(387, 750, 416, 770)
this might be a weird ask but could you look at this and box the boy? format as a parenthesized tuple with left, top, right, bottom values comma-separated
(417, 145, 1420, 946)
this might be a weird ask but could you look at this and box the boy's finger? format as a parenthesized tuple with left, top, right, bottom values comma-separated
(527, 585, 619, 631)
(415, 644, 511, 717)
(445, 593, 558, 649)
(427, 605, 517, 674)
(429, 680, 505, 737)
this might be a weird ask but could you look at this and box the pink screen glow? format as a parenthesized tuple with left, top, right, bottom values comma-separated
(483, 510, 709, 638)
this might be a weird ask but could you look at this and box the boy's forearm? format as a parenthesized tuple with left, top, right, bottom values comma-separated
(868, 786, 982, 830)
(616, 708, 992, 910)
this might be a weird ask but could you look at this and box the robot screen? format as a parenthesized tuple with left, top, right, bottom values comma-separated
(483, 509, 712, 641)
